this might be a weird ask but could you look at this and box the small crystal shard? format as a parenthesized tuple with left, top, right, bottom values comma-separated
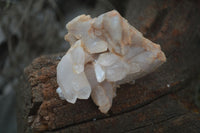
(69, 40, 85, 74)
(94, 62, 105, 83)
(57, 10, 166, 113)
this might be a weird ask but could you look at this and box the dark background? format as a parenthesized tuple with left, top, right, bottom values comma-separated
(0, 0, 200, 133)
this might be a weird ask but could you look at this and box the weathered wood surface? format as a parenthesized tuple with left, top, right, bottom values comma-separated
(17, 0, 200, 133)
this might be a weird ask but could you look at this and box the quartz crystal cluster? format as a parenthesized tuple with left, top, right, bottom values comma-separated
(56, 10, 166, 113)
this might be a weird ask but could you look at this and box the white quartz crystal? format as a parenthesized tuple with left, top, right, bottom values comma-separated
(94, 62, 105, 83)
(57, 43, 91, 103)
(69, 40, 85, 74)
(57, 10, 166, 113)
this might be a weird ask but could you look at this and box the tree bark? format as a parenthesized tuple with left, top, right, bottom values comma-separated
(17, 0, 200, 132)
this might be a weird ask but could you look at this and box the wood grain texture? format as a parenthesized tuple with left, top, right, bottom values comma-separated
(47, 95, 200, 133)
(17, 0, 200, 132)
